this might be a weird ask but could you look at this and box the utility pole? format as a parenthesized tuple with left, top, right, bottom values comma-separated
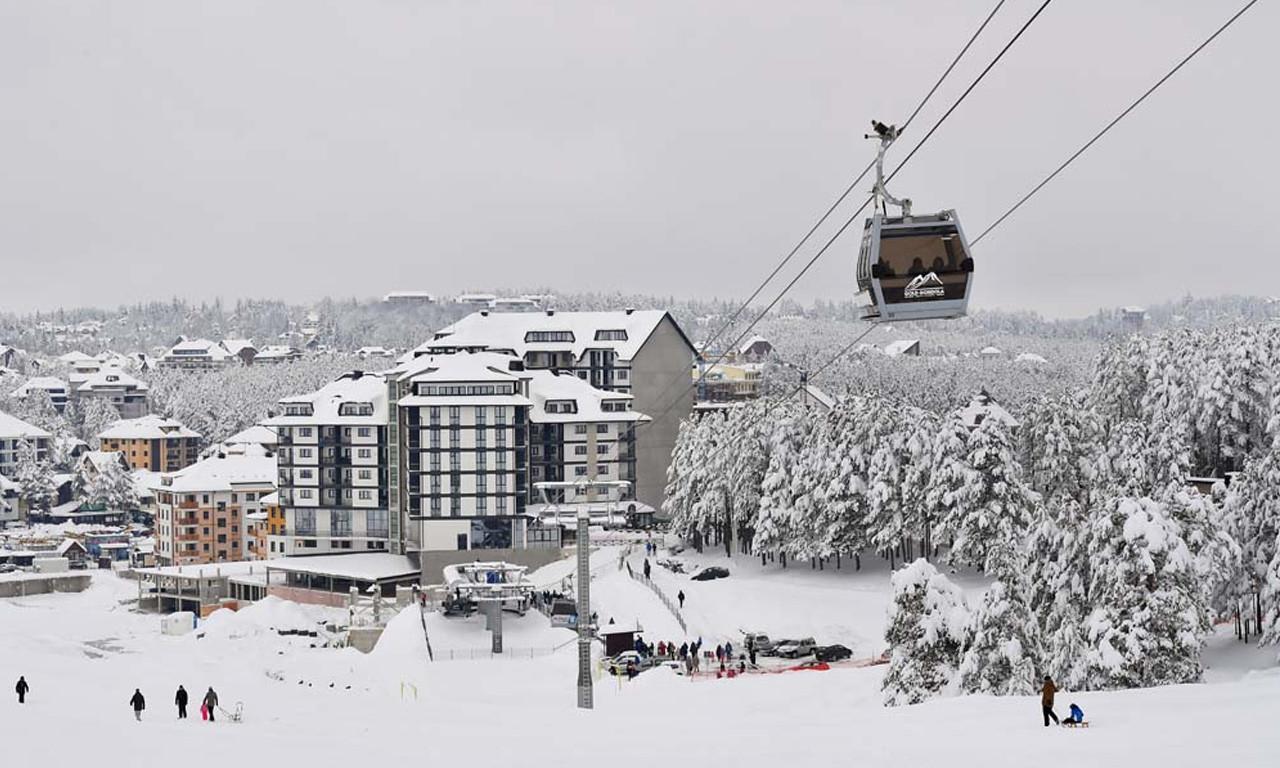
(576, 506, 593, 709)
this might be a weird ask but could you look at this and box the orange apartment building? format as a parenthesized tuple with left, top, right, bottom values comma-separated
(153, 446, 276, 566)
(99, 415, 201, 472)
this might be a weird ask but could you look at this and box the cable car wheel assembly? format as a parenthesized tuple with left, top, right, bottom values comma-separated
(856, 120, 974, 323)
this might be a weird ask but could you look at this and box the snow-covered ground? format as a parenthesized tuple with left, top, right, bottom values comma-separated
(2, 559, 1278, 767)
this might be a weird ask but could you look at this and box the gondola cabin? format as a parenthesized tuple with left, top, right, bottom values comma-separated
(856, 210, 974, 322)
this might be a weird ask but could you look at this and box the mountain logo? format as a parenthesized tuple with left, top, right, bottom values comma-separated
(903, 272, 945, 299)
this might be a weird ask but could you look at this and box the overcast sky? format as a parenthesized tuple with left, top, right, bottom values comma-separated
(0, 0, 1273, 318)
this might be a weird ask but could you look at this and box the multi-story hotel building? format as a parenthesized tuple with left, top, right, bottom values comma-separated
(267, 348, 648, 573)
(414, 309, 695, 509)
(152, 445, 276, 566)
(268, 372, 390, 557)
(98, 415, 201, 472)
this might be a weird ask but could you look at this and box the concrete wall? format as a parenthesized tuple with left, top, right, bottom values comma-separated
(629, 316, 696, 513)
(0, 573, 91, 598)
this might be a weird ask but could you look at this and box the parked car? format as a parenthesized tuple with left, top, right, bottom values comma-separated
(0, 563, 19, 574)
(814, 644, 853, 662)
(658, 660, 685, 675)
(789, 660, 830, 672)
(761, 637, 795, 657)
(775, 637, 817, 658)
(607, 651, 658, 676)
(744, 633, 775, 654)
(690, 566, 730, 581)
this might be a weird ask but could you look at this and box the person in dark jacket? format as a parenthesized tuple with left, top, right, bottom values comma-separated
(130, 689, 146, 721)
(677, 590, 685, 609)
(203, 687, 219, 722)
(1041, 675, 1060, 726)
(15, 676, 28, 704)
(175, 685, 188, 719)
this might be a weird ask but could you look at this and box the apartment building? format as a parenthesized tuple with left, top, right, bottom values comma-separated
(98, 415, 201, 472)
(0, 411, 51, 478)
(157, 339, 235, 371)
(419, 309, 695, 510)
(267, 372, 390, 557)
(152, 446, 277, 566)
(266, 351, 648, 572)
(10, 377, 70, 412)
(73, 367, 150, 418)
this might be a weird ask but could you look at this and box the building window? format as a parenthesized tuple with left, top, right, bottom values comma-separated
(494, 406, 508, 425)
(598, 463, 610, 475)
(430, 497, 441, 515)
(497, 496, 507, 513)
(296, 509, 316, 535)
(449, 406, 460, 425)
(430, 453, 440, 471)
(594, 329, 628, 341)
(430, 430, 440, 448)
(298, 489, 314, 499)
(358, 469, 372, 480)
(496, 429, 507, 447)
(358, 489, 372, 500)
(430, 477, 441, 494)
(450, 496, 461, 517)
(496, 451, 507, 469)
(496, 474, 507, 492)
(477, 495, 487, 513)
(574, 424, 588, 435)
(357, 427, 372, 437)
(429, 407, 440, 425)
(596, 424, 609, 434)
(477, 452, 487, 469)
(476, 429, 486, 448)
(367, 510, 388, 538)
(358, 448, 372, 459)
(524, 330, 574, 343)
(299, 468, 314, 479)
(597, 444, 609, 455)
(449, 428, 459, 448)
(474, 406, 486, 424)
(299, 448, 313, 458)
(616, 370, 628, 380)
(574, 466, 588, 476)
(574, 446, 587, 456)
(331, 510, 351, 536)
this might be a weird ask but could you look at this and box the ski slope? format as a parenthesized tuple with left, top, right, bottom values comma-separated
(1, 563, 1277, 767)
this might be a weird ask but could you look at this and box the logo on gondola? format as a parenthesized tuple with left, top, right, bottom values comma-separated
(904, 272, 945, 299)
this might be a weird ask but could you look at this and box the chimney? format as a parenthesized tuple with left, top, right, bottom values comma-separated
(624, 307, 635, 315)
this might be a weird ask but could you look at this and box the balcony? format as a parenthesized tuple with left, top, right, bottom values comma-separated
(174, 515, 200, 526)
(178, 500, 199, 510)
(175, 530, 202, 542)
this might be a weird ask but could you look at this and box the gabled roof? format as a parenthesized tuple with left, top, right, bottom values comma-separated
(58, 351, 96, 364)
(159, 448, 276, 493)
(82, 451, 128, 473)
(267, 371, 390, 426)
(426, 310, 694, 362)
(0, 411, 52, 439)
(76, 366, 148, 392)
(959, 390, 1019, 429)
(98, 415, 201, 441)
(11, 377, 69, 397)
(525, 370, 649, 424)
(883, 339, 920, 357)
(221, 338, 256, 356)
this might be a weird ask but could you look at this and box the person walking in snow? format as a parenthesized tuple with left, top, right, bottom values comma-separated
(677, 590, 685, 609)
(1041, 675, 1060, 726)
(175, 685, 188, 719)
(129, 689, 146, 721)
(725, 641, 733, 658)
(643, 558, 651, 580)
(679, 641, 688, 659)
(203, 687, 219, 722)
(15, 676, 28, 704)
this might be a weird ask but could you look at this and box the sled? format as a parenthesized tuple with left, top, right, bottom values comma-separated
(217, 702, 244, 723)
(200, 704, 208, 721)
(1062, 721, 1089, 728)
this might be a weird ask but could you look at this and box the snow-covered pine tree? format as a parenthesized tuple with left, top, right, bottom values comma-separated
(940, 416, 1038, 574)
(882, 559, 969, 706)
(957, 571, 1042, 696)
(753, 405, 812, 562)
(1083, 496, 1206, 689)
(13, 439, 57, 513)
(84, 458, 140, 511)
(79, 397, 120, 446)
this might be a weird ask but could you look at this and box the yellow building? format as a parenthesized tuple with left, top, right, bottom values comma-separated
(98, 415, 201, 472)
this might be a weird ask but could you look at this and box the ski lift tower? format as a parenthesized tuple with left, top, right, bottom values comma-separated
(534, 477, 632, 710)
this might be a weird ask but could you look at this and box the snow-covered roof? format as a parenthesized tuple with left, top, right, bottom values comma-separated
(259, 491, 280, 506)
(98, 415, 201, 441)
(426, 309, 691, 362)
(57, 539, 87, 555)
(392, 350, 525, 386)
(384, 291, 435, 300)
(58, 351, 96, 364)
(882, 339, 920, 357)
(0, 411, 52, 439)
(526, 370, 649, 424)
(254, 345, 300, 360)
(160, 339, 233, 362)
(10, 377, 68, 397)
(131, 469, 161, 498)
(978, 346, 1004, 356)
(738, 335, 771, 355)
(221, 338, 256, 356)
(82, 451, 127, 473)
(222, 424, 278, 447)
(158, 450, 276, 493)
(76, 366, 148, 392)
(796, 384, 836, 410)
(267, 371, 390, 426)
(1015, 352, 1048, 364)
(262, 553, 419, 582)
(958, 391, 1019, 430)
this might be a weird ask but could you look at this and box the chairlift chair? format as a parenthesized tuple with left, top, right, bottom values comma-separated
(856, 121, 974, 322)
